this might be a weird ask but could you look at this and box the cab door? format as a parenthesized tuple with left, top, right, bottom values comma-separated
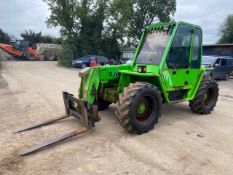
(164, 24, 193, 90)
(163, 24, 202, 101)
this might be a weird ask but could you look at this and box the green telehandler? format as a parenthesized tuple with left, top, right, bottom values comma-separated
(15, 21, 219, 155)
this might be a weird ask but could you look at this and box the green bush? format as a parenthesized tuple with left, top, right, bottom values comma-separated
(57, 48, 73, 67)
(57, 39, 76, 67)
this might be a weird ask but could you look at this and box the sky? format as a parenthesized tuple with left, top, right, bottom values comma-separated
(0, 1, 60, 38)
(0, 0, 232, 44)
(173, 0, 233, 44)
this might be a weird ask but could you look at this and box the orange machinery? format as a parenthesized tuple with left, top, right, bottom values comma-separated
(0, 40, 39, 60)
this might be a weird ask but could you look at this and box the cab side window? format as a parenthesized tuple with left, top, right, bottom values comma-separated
(191, 29, 202, 68)
(167, 25, 193, 69)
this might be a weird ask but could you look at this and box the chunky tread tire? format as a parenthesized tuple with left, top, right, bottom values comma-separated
(189, 80, 219, 114)
(115, 82, 162, 134)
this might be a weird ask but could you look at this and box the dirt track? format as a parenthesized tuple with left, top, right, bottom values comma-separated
(0, 61, 233, 175)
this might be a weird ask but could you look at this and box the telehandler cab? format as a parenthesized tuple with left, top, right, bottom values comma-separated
(15, 21, 219, 155)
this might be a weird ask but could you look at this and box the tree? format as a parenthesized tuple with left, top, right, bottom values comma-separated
(0, 28, 12, 44)
(58, 37, 77, 67)
(44, 0, 110, 61)
(106, 0, 176, 45)
(21, 30, 61, 45)
(77, 0, 106, 56)
(44, 0, 176, 66)
(129, 0, 176, 44)
(40, 35, 62, 44)
(218, 15, 233, 44)
(21, 30, 42, 45)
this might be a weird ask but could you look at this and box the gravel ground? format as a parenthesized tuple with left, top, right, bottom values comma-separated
(0, 61, 233, 175)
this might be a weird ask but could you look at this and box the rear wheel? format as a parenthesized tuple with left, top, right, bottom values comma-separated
(189, 80, 219, 114)
(115, 82, 162, 134)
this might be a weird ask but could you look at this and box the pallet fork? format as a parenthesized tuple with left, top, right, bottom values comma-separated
(14, 92, 100, 156)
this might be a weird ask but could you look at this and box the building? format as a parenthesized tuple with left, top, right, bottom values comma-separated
(203, 44, 233, 57)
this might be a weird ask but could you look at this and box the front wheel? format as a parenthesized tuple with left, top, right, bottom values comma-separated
(189, 80, 219, 114)
(115, 82, 162, 134)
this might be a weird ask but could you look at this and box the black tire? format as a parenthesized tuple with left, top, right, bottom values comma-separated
(96, 98, 111, 111)
(189, 80, 219, 114)
(115, 82, 162, 134)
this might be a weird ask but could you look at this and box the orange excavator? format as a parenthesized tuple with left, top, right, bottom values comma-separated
(0, 40, 39, 60)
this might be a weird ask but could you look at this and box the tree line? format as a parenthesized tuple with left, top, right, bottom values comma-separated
(0, 29, 61, 46)
(43, 0, 176, 66)
(20, 30, 62, 46)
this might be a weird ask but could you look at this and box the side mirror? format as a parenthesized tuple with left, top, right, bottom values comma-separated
(214, 63, 220, 67)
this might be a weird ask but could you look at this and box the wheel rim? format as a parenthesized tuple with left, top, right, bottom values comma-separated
(135, 96, 156, 123)
(204, 88, 215, 107)
(138, 102, 146, 114)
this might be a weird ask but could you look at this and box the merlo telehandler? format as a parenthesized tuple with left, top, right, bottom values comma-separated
(15, 21, 219, 155)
